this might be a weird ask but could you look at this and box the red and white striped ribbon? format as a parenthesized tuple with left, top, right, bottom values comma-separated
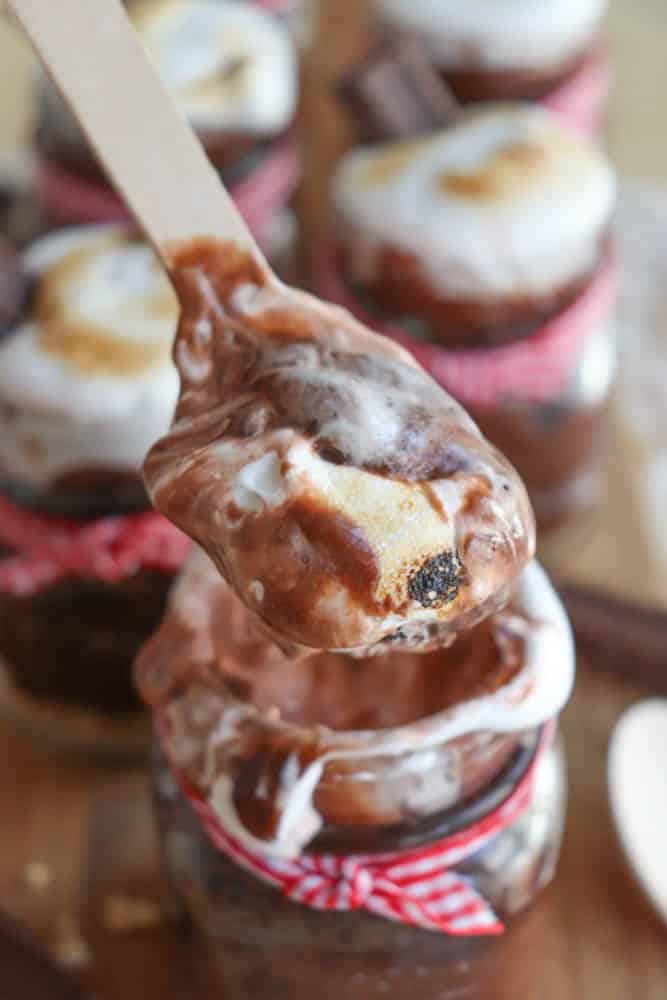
(168, 723, 553, 937)
(540, 48, 612, 138)
(0, 492, 190, 596)
(36, 131, 301, 243)
(316, 245, 615, 408)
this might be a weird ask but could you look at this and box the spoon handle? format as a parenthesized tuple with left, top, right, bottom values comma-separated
(8, 0, 267, 271)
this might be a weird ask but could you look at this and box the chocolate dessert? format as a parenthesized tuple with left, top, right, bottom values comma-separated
(138, 551, 573, 854)
(144, 238, 535, 654)
(36, 0, 299, 183)
(0, 226, 185, 755)
(141, 549, 573, 995)
(326, 105, 617, 546)
(371, 0, 610, 126)
(333, 107, 615, 347)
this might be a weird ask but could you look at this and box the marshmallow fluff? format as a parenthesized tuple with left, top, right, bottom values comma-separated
(372, 0, 608, 73)
(333, 105, 616, 302)
(130, 0, 298, 135)
(137, 552, 573, 858)
(0, 226, 180, 489)
(144, 242, 535, 654)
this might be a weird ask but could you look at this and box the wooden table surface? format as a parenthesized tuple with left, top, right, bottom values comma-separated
(1, 2, 666, 998)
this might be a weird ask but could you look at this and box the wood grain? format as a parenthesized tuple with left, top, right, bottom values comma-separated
(1, 2, 667, 998)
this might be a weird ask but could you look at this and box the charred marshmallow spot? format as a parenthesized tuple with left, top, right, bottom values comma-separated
(408, 551, 463, 609)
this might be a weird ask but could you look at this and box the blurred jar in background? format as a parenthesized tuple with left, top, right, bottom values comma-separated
(370, 0, 612, 137)
(0, 226, 189, 758)
(137, 550, 574, 999)
(29, 0, 303, 276)
(320, 104, 618, 563)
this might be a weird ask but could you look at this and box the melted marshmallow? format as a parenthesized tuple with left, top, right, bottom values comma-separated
(145, 243, 535, 653)
(334, 105, 616, 300)
(130, 0, 298, 134)
(0, 226, 180, 487)
(139, 552, 573, 858)
(372, 0, 608, 73)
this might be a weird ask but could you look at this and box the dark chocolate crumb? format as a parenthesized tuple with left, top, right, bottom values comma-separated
(409, 550, 463, 608)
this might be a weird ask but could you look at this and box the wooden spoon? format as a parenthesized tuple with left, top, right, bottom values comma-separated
(7, 0, 267, 273)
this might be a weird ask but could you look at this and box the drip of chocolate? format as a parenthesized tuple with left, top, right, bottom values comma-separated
(336, 35, 462, 143)
(0, 910, 91, 1000)
(0, 238, 29, 338)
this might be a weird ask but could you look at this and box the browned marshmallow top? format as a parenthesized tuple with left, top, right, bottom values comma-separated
(144, 240, 535, 654)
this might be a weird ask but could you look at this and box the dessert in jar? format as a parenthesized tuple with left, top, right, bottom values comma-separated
(0, 225, 189, 756)
(321, 104, 618, 554)
(33, 0, 301, 265)
(371, 0, 612, 137)
(134, 225, 573, 995)
(138, 549, 574, 999)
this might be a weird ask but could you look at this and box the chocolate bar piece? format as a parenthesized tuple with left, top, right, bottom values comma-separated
(337, 36, 462, 142)
(0, 910, 91, 1000)
(560, 585, 667, 693)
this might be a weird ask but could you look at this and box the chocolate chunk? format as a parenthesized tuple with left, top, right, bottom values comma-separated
(337, 35, 462, 143)
(0, 238, 29, 338)
(409, 550, 463, 608)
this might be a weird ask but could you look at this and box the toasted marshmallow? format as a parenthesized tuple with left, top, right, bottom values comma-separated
(130, 0, 298, 135)
(144, 244, 535, 653)
(372, 0, 608, 73)
(138, 552, 573, 857)
(334, 105, 616, 301)
(0, 226, 180, 488)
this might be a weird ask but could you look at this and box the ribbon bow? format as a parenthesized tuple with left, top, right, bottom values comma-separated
(178, 724, 553, 938)
(0, 493, 190, 596)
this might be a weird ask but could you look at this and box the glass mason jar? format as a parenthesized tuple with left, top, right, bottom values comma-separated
(0, 478, 176, 759)
(152, 723, 566, 999)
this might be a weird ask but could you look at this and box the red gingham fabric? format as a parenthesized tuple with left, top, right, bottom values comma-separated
(0, 492, 190, 596)
(316, 245, 616, 409)
(164, 720, 554, 937)
(541, 48, 612, 138)
(36, 131, 301, 241)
